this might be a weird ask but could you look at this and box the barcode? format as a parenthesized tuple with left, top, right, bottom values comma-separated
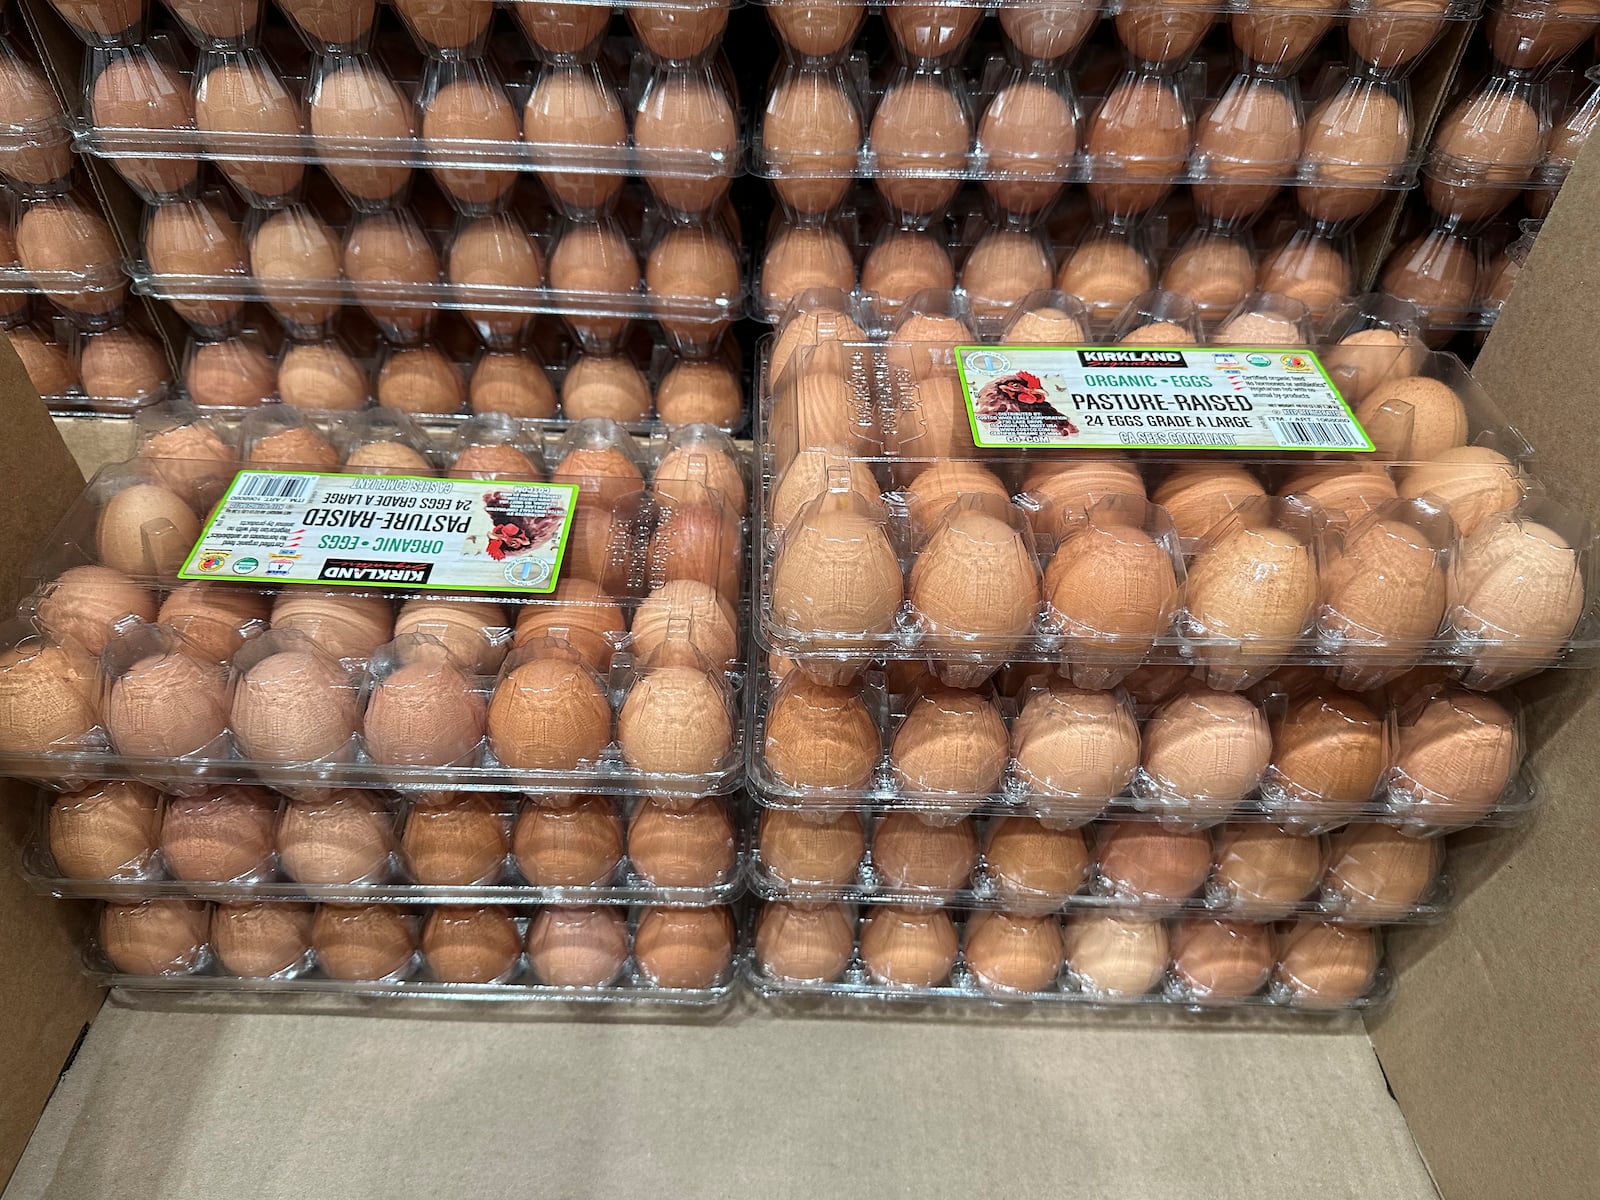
(1266, 417, 1361, 448)
(237, 473, 313, 501)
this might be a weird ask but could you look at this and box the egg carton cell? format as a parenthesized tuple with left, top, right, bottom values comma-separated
(748, 901, 1395, 1010)
(0, 34, 76, 197)
(4, 310, 174, 414)
(744, 654, 1540, 831)
(1483, 0, 1600, 73)
(76, 37, 744, 215)
(752, 321, 1600, 688)
(1419, 70, 1562, 231)
(1525, 64, 1600, 217)
(28, 784, 748, 905)
(88, 898, 743, 1004)
(747, 808, 1454, 922)
(1378, 218, 1534, 343)
(0, 187, 133, 326)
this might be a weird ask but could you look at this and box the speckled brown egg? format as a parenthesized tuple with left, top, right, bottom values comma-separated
(763, 70, 861, 217)
(1355, 375, 1468, 462)
(107, 648, 231, 758)
(759, 808, 865, 885)
(0, 641, 100, 755)
(764, 675, 881, 789)
(471, 351, 557, 419)
(869, 77, 970, 217)
(872, 812, 978, 890)
(634, 74, 737, 216)
(421, 77, 518, 210)
(1170, 918, 1274, 1000)
(1390, 689, 1518, 821)
(860, 904, 958, 987)
(634, 905, 735, 988)
(1062, 913, 1168, 996)
(96, 483, 200, 577)
(364, 657, 486, 768)
(1210, 822, 1325, 914)
(211, 902, 313, 977)
(512, 578, 625, 673)
(231, 649, 359, 762)
(1141, 688, 1272, 813)
(89, 52, 196, 197)
(1275, 920, 1379, 1006)
(194, 60, 304, 201)
(313, 904, 417, 980)
(159, 787, 277, 882)
(1399, 447, 1520, 537)
(422, 906, 520, 984)
(101, 899, 209, 976)
(1085, 75, 1190, 215)
(1324, 823, 1440, 917)
(309, 61, 413, 203)
(49, 780, 162, 879)
(770, 502, 904, 644)
(277, 792, 394, 884)
(756, 902, 855, 983)
(1321, 516, 1447, 650)
(965, 910, 1065, 995)
(37, 565, 157, 655)
(890, 685, 1008, 798)
(1045, 519, 1177, 656)
(618, 665, 732, 775)
(344, 211, 440, 341)
(526, 905, 629, 986)
(249, 425, 341, 470)
(910, 506, 1041, 654)
(271, 591, 393, 660)
(158, 584, 268, 662)
(979, 80, 1076, 216)
(983, 817, 1089, 913)
(1299, 81, 1410, 225)
(278, 342, 369, 411)
(1152, 463, 1266, 541)
(489, 657, 611, 770)
(1011, 684, 1140, 816)
(512, 795, 622, 885)
(1185, 520, 1318, 659)
(627, 795, 736, 888)
(401, 793, 507, 885)
(1097, 823, 1211, 900)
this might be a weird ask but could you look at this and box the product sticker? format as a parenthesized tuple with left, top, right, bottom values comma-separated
(179, 471, 579, 594)
(955, 345, 1374, 453)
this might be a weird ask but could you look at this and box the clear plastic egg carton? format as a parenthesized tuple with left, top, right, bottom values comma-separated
(75, 33, 745, 217)
(750, 321, 1600, 689)
(128, 185, 748, 352)
(746, 902, 1395, 1011)
(26, 783, 747, 906)
(0, 31, 76, 197)
(1483, 0, 1600, 74)
(748, 807, 1454, 922)
(1527, 64, 1600, 215)
(744, 656, 1540, 831)
(86, 898, 743, 1005)
(0, 185, 132, 326)
(3, 309, 175, 414)
(1378, 219, 1533, 341)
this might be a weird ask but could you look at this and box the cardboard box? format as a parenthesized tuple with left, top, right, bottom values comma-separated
(2, 102, 1597, 1200)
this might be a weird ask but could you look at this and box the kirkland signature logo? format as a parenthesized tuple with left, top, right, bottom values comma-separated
(319, 559, 434, 585)
(1077, 349, 1189, 368)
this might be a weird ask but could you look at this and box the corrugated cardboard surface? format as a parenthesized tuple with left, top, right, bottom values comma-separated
(5, 996, 1435, 1200)
(1365, 140, 1600, 1200)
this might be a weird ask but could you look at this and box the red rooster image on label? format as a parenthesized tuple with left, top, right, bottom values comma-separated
(974, 370, 1079, 437)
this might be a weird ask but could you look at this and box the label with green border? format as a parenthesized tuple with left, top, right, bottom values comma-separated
(178, 471, 579, 594)
(954, 345, 1374, 453)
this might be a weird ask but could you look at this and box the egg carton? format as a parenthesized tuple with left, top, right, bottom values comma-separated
(26, 785, 748, 906)
(3, 309, 175, 414)
(76, 38, 746, 216)
(746, 903, 1396, 1011)
(751, 325, 1600, 688)
(86, 899, 743, 1005)
(744, 656, 1541, 830)
(746, 809, 1454, 922)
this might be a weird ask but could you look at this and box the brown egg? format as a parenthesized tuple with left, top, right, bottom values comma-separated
(1160, 234, 1257, 317)
(1390, 689, 1518, 821)
(394, 599, 508, 675)
(1006, 305, 1087, 344)
(1347, 0, 1451, 69)
(143, 200, 246, 329)
(763, 71, 860, 217)
(489, 658, 611, 770)
(106, 648, 231, 758)
(1119, 321, 1196, 347)
(16, 196, 126, 316)
(1321, 516, 1447, 652)
(194, 61, 304, 201)
(871, 812, 977, 890)
(618, 665, 732, 774)
(158, 583, 269, 661)
(0, 640, 100, 755)
(552, 445, 644, 511)
(1021, 457, 1146, 542)
(1169, 918, 1274, 999)
(49, 781, 162, 879)
(278, 0, 376, 44)
(276, 792, 394, 884)
(1140, 688, 1271, 814)
(36, 565, 156, 655)
(561, 354, 651, 424)
(185, 340, 275, 409)
(763, 675, 881, 789)
(766, 0, 865, 57)
(101, 899, 209, 976)
(861, 231, 954, 306)
(634, 74, 737, 215)
(1355, 375, 1468, 462)
(910, 506, 1041, 653)
(548, 221, 641, 347)
(373, 347, 464, 416)
(1097, 824, 1211, 900)
(983, 818, 1089, 913)
(44, 0, 142, 40)
(761, 225, 856, 313)
(1185, 520, 1318, 659)
(978, 80, 1076, 216)
(313, 904, 417, 980)
(448, 216, 543, 342)
(96, 483, 200, 577)
(759, 808, 865, 885)
(211, 903, 314, 977)
(1379, 231, 1478, 324)
(159, 787, 277, 882)
(647, 498, 740, 602)
(770, 502, 904, 643)
(1057, 236, 1153, 311)
(512, 578, 625, 673)
(961, 231, 1054, 320)
(1062, 913, 1169, 996)
(279, 342, 369, 411)
(1012, 684, 1140, 816)
(1278, 463, 1398, 528)
(626, 796, 736, 887)
(999, 0, 1098, 59)
(654, 442, 747, 517)
(885, 2, 981, 58)
(885, 313, 970, 386)
(1423, 89, 1544, 222)
(8, 328, 76, 396)
(310, 61, 413, 203)
(164, 0, 258, 39)
(1231, 0, 1336, 66)
(1399, 447, 1520, 537)
(249, 424, 342, 471)
(82, 327, 170, 406)
(231, 649, 359, 762)
(136, 424, 236, 508)
(1115, 0, 1215, 63)
(1325, 823, 1439, 917)
(271, 591, 393, 660)
(1299, 81, 1410, 225)
(869, 78, 970, 217)
(1193, 79, 1302, 221)
(1209, 823, 1322, 914)
(1275, 920, 1379, 1006)
(655, 358, 741, 428)
(1045, 519, 1178, 656)
(1086, 75, 1190, 216)
(561, 502, 634, 588)
(523, 65, 626, 212)
(89, 53, 196, 197)
(345, 441, 432, 474)
(756, 902, 854, 983)
(635, 905, 735, 988)
(859, 905, 958, 987)
(899, 463, 1004, 540)
(646, 226, 739, 345)
(768, 454, 877, 543)
(451, 443, 542, 481)
(1217, 311, 1304, 346)
(421, 77, 518, 209)
(767, 304, 867, 384)
(401, 794, 507, 885)
(525, 905, 629, 986)
(471, 351, 557, 419)
(364, 657, 486, 767)
(964, 910, 1064, 994)
(512, 795, 622, 885)
(1321, 328, 1417, 408)
(629, 0, 729, 57)
(393, 0, 491, 49)
(1258, 235, 1350, 321)
(345, 211, 439, 340)
(629, 580, 737, 672)
(423, 906, 521, 984)
(889, 685, 1008, 800)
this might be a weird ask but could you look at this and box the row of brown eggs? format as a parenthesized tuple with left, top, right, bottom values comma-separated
(756, 810, 1444, 919)
(755, 902, 1385, 1006)
(99, 898, 739, 990)
(48, 780, 739, 890)
(4, 316, 172, 409)
(757, 673, 1522, 826)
